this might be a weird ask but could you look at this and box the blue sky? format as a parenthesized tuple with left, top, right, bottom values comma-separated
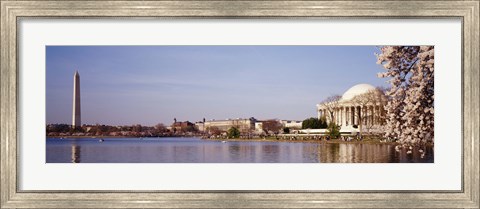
(46, 46, 387, 126)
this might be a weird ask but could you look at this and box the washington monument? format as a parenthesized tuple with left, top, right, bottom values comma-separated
(72, 70, 81, 127)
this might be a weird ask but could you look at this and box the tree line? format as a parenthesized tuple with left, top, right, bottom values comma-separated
(46, 123, 173, 137)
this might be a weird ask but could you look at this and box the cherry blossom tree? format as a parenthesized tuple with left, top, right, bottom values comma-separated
(376, 46, 434, 144)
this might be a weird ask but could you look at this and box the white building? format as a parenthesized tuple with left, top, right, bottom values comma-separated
(316, 83, 386, 133)
(203, 117, 256, 133)
(253, 119, 301, 134)
(254, 122, 263, 134)
(194, 122, 205, 132)
(279, 120, 302, 129)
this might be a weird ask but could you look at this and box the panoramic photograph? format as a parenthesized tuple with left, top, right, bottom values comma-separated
(46, 46, 434, 163)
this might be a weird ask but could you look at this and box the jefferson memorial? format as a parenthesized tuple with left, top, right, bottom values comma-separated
(316, 83, 386, 132)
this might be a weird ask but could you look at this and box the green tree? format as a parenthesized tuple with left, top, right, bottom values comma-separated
(318, 117, 328, 128)
(326, 122, 341, 139)
(227, 127, 240, 138)
(71, 126, 84, 133)
(302, 117, 327, 129)
(46, 124, 71, 133)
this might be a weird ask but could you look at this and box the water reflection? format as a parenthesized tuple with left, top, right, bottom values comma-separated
(71, 144, 81, 163)
(46, 137, 434, 163)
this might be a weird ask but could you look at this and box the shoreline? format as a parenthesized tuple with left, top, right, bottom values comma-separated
(47, 135, 197, 139)
(49, 135, 393, 145)
(47, 136, 433, 147)
(203, 137, 399, 145)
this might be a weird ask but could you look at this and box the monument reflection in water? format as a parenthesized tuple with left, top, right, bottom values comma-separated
(71, 144, 81, 163)
(46, 137, 433, 163)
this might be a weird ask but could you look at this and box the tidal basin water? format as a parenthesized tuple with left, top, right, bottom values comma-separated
(46, 137, 433, 163)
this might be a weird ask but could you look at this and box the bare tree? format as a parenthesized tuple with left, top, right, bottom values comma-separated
(320, 95, 342, 124)
(155, 123, 167, 132)
(374, 86, 389, 126)
(351, 89, 387, 136)
(207, 126, 222, 135)
(262, 120, 283, 136)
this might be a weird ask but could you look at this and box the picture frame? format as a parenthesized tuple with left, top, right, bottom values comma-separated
(1, 0, 478, 208)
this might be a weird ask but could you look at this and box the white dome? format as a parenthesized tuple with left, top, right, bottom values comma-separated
(341, 83, 376, 101)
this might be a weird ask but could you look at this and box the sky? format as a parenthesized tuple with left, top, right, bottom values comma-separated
(46, 46, 388, 126)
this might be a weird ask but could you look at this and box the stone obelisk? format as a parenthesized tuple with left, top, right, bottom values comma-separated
(72, 70, 81, 127)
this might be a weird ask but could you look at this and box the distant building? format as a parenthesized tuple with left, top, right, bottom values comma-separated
(279, 120, 302, 129)
(171, 121, 195, 132)
(254, 122, 263, 134)
(202, 117, 257, 133)
(253, 119, 300, 134)
(194, 122, 206, 132)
